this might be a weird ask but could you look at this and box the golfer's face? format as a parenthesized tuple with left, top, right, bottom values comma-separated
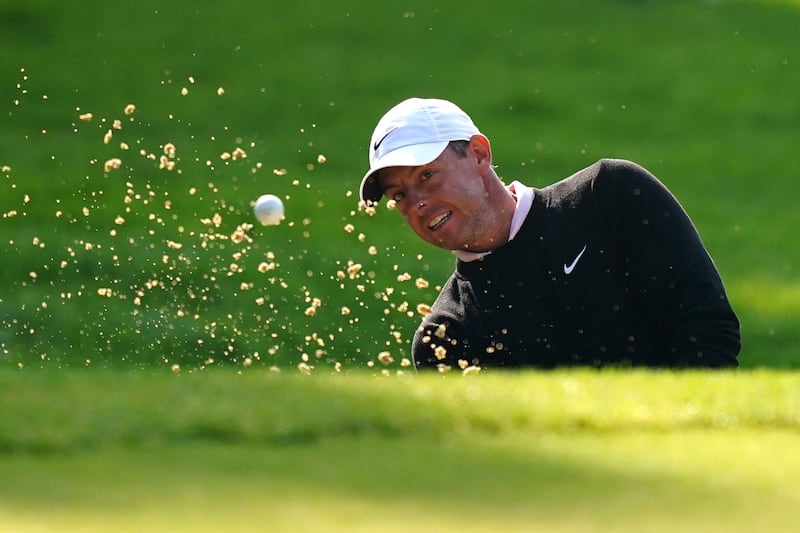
(378, 143, 493, 251)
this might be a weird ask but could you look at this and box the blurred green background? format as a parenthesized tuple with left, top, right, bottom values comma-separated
(2, 0, 798, 370)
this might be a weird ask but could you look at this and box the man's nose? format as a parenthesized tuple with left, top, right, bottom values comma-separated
(406, 189, 426, 211)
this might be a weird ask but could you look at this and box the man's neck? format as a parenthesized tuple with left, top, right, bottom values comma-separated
(452, 181, 533, 262)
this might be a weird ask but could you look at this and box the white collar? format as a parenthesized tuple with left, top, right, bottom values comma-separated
(453, 181, 535, 263)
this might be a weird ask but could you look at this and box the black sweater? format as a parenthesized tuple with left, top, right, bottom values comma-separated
(412, 159, 741, 369)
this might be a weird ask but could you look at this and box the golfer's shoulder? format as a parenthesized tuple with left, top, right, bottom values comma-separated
(541, 158, 627, 200)
(579, 158, 656, 185)
(555, 158, 661, 196)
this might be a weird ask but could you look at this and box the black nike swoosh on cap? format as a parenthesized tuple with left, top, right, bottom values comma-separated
(373, 126, 398, 152)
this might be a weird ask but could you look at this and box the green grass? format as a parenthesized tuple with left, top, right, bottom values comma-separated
(3, 368, 800, 451)
(1, 368, 799, 531)
(3, 2, 799, 530)
(0, 0, 800, 533)
(1, 0, 799, 370)
(4, 432, 798, 532)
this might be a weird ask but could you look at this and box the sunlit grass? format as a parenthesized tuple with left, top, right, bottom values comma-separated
(2, 1, 799, 530)
(2, 0, 799, 370)
(1, 368, 799, 532)
(2, 431, 798, 533)
(2, 368, 799, 451)
(729, 279, 800, 318)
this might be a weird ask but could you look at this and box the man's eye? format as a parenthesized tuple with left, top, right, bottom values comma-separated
(392, 191, 405, 201)
(421, 169, 435, 180)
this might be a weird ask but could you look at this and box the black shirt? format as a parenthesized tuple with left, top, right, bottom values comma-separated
(412, 159, 741, 369)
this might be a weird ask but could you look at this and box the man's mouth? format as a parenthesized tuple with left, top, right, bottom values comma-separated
(428, 211, 451, 230)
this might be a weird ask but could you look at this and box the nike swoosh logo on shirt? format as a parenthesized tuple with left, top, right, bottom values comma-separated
(563, 244, 588, 275)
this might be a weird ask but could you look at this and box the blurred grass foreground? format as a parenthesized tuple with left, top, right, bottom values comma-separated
(1, 0, 799, 371)
(1, 368, 799, 532)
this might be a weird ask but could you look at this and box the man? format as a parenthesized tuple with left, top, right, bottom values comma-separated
(359, 98, 740, 370)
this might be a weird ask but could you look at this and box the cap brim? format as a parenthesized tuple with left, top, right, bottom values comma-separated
(359, 141, 449, 204)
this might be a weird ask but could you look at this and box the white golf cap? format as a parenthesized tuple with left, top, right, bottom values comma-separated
(359, 98, 481, 204)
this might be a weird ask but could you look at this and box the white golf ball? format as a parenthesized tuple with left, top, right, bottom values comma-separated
(253, 194, 285, 226)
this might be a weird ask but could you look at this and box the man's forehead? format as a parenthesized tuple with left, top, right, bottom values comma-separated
(377, 165, 420, 188)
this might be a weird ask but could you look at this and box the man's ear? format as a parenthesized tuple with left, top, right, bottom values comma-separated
(469, 135, 492, 166)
